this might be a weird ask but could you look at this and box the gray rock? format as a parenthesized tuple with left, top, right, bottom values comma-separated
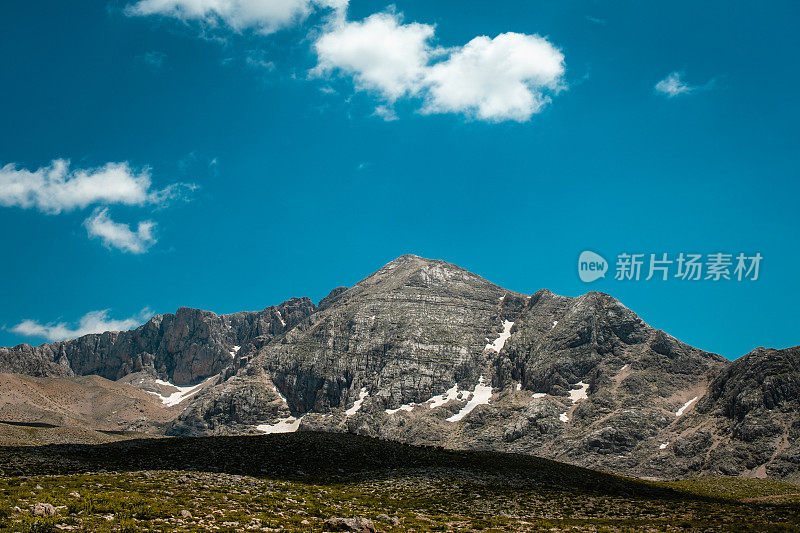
(33, 503, 56, 516)
(323, 516, 377, 532)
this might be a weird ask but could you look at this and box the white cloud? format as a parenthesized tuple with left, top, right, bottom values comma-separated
(372, 104, 398, 121)
(126, 0, 347, 34)
(423, 32, 565, 122)
(11, 308, 153, 342)
(0, 159, 187, 214)
(313, 12, 566, 122)
(245, 49, 276, 71)
(124, 1, 568, 122)
(655, 71, 693, 97)
(314, 12, 434, 100)
(84, 208, 157, 254)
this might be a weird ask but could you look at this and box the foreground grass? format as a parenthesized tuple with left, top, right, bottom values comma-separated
(0, 433, 798, 532)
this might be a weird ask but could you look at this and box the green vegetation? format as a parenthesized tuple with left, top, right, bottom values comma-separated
(0, 433, 799, 531)
(664, 476, 800, 503)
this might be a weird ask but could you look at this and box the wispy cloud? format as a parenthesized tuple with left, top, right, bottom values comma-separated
(372, 105, 398, 121)
(142, 50, 166, 68)
(245, 49, 276, 71)
(125, 0, 348, 35)
(84, 207, 157, 254)
(655, 71, 694, 97)
(0, 159, 190, 214)
(0, 158, 193, 253)
(11, 308, 153, 342)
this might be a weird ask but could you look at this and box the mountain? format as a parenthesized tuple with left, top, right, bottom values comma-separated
(1, 255, 798, 481)
(171, 254, 527, 434)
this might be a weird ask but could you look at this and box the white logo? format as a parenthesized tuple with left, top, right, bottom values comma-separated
(578, 251, 607, 283)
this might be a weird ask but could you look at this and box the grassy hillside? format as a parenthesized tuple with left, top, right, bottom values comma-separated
(1, 432, 798, 532)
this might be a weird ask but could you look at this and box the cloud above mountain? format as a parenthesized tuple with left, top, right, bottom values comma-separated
(127, 3, 566, 122)
(0, 159, 185, 214)
(421, 32, 565, 122)
(11, 308, 153, 342)
(655, 72, 694, 97)
(84, 207, 157, 254)
(314, 12, 434, 101)
(315, 12, 565, 122)
(125, 0, 348, 34)
(0, 159, 193, 253)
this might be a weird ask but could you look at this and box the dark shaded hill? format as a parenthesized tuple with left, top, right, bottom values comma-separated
(3, 433, 800, 532)
(0, 431, 659, 497)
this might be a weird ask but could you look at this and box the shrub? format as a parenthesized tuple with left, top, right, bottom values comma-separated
(20, 516, 56, 533)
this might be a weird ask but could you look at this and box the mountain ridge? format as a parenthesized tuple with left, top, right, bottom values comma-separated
(1, 255, 798, 481)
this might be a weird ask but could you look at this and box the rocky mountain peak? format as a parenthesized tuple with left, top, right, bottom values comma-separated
(363, 255, 490, 289)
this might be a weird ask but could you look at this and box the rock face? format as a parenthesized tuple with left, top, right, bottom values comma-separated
(0, 298, 316, 385)
(171, 255, 525, 434)
(656, 346, 800, 481)
(2, 254, 799, 481)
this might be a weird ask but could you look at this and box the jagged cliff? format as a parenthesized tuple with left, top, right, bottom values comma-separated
(0, 298, 316, 385)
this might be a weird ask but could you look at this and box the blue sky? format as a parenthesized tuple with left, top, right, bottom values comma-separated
(0, 0, 798, 359)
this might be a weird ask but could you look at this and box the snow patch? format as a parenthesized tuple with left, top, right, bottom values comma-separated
(559, 412, 569, 422)
(569, 381, 589, 403)
(272, 385, 288, 405)
(485, 321, 514, 353)
(229, 345, 241, 358)
(149, 375, 216, 407)
(620, 364, 629, 371)
(659, 442, 669, 450)
(552, 320, 558, 329)
(385, 404, 415, 415)
(429, 384, 460, 408)
(532, 392, 546, 399)
(676, 396, 698, 417)
(257, 416, 301, 434)
(345, 388, 369, 416)
(276, 311, 286, 327)
(446, 376, 492, 422)
(515, 383, 522, 391)
(386, 382, 483, 416)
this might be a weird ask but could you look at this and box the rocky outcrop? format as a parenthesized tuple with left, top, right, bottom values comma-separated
(654, 346, 800, 480)
(0, 298, 316, 385)
(698, 346, 800, 420)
